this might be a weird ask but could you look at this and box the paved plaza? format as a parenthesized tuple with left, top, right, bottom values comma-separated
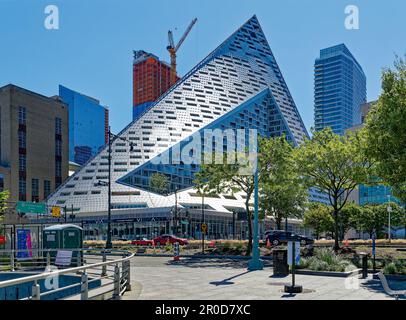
(123, 256, 401, 300)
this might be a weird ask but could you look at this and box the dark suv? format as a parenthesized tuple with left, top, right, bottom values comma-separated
(264, 230, 314, 246)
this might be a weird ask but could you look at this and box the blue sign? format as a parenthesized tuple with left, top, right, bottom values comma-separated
(372, 237, 376, 256)
(16, 229, 33, 260)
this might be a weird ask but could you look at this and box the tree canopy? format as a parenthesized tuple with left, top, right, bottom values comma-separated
(365, 56, 406, 203)
(294, 128, 372, 250)
(259, 136, 308, 230)
(303, 202, 334, 239)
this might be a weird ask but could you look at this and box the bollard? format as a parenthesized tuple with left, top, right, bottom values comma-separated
(81, 272, 89, 300)
(112, 264, 121, 300)
(360, 252, 368, 279)
(173, 242, 180, 261)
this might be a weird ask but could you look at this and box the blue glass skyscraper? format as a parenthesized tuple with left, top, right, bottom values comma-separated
(59, 85, 109, 165)
(314, 44, 366, 135)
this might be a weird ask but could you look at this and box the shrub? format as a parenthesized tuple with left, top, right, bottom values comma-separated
(302, 248, 357, 272)
(383, 260, 406, 275)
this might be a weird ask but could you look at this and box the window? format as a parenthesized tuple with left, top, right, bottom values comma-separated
(55, 117, 62, 135)
(44, 180, 51, 198)
(55, 160, 62, 177)
(19, 178, 26, 201)
(31, 179, 39, 202)
(19, 154, 26, 172)
(0, 174, 4, 192)
(18, 131, 26, 149)
(55, 140, 62, 156)
(18, 106, 26, 125)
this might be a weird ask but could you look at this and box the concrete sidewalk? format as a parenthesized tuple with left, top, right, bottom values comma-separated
(122, 256, 400, 300)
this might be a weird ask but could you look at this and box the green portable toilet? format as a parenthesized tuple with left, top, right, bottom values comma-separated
(43, 224, 83, 266)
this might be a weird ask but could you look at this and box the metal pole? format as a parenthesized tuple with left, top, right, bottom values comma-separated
(10, 249, 15, 271)
(32, 281, 40, 300)
(387, 195, 392, 242)
(202, 193, 205, 254)
(101, 249, 107, 276)
(106, 127, 112, 249)
(292, 241, 296, 287)
(174, 189, 177, 236)
(232, 211, 236, 240)
(113, 264, 121, 300)
(248, 142, 263, 271)
(80, 272, 88, 300)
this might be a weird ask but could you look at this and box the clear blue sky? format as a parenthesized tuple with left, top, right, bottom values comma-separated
(0, 0, 405, 133)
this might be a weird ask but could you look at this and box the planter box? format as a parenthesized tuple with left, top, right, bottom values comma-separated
(294, 268, 362, 278)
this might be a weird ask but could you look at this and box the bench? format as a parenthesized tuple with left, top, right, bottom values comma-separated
(377, 272, 406, 300)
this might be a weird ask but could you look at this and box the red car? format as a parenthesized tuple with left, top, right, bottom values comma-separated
(131, 238, 154, 246)
(153, 235, 188, 246)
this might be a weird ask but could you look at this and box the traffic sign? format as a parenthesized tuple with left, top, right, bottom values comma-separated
(17, 201, 46, 214)
(51, 206, 61, 218)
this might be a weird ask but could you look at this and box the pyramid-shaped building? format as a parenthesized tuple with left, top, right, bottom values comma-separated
(47, 16, 319, 237)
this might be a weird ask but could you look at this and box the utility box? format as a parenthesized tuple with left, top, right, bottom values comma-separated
(273, 249, 289, 276)
(43, 224, 83, 267)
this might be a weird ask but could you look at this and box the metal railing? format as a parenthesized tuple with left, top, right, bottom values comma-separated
(0, 248, 134, 300)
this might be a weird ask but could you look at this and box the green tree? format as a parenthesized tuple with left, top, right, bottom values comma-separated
(194, 150, 261, 256)
(294, 128, 372, 250)
(349, 202, 405, 238)
(303, 203, 334, 239)
(259, 136, 308, 230)
(338, 203, 360, 240)
(0, 190, 9, 233)
(365, 56, 406, 203)
(149, 173, 169, 194)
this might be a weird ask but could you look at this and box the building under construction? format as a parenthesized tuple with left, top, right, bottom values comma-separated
(132, 50, 179, 120)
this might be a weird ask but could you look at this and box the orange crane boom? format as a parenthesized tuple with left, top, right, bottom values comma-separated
(167, 18, 198, 86)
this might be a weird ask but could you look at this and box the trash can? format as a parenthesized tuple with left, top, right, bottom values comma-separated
(43, 224, 83, 267)
(273, 249, 289, 276)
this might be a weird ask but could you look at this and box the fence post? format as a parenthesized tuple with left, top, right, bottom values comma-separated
(101, 249, 107, 276)
(46, 250, 51, 268)
(112, 264, 121, 300)
(32, 281, 40, 300)
(10, 249, 15, 271)
(77, 249, 82, 267)
(122, 259, 131, 291)
(81, 272, 89, 300)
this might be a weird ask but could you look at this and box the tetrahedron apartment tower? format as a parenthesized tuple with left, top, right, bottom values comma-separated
(47, 16, 311, 222)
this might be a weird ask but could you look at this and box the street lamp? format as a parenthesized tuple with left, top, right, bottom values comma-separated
(98, 127, 135, 249)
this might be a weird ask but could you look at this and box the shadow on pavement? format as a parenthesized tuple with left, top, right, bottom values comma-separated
(209, 270, 253, 286)
(361, 278, 406, 299)
(166, 258, 273, 269)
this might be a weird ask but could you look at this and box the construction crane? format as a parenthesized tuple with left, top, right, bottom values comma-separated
(167, 18, 198, 86)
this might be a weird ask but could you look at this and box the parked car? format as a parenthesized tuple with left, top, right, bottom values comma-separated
(153, 235, 188, 246)
(131, 238, 154, 246)
(264, 230, 314, 246)
(112, 237, 129, 242)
